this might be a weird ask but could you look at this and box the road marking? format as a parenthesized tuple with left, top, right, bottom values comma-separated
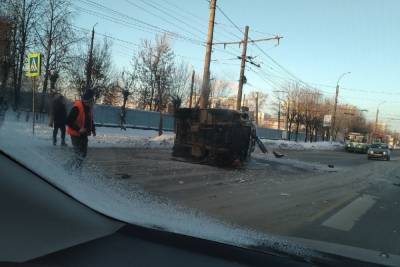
(322, 194, 377, 231)
(307, 193, 357, 222)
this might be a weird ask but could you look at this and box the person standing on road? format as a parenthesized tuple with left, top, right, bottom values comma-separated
(49, 93, 67, 146)
(66, 89, 96, 169)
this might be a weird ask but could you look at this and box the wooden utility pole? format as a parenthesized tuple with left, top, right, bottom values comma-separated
(85, 26, 95, 91)
(236, 26, 249, 110)
(189, 70, 195, 108)
(255, 92, 259, 126)
(212, 30, 282, 111)
(199, 0, 216, 109)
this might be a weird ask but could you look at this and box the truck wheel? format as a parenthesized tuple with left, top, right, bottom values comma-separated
(387, 156, 391, 161)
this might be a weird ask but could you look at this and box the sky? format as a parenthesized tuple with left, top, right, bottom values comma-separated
(72, 0, 400, 131)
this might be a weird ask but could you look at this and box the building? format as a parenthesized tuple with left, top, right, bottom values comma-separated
(262, 113, 286, 130)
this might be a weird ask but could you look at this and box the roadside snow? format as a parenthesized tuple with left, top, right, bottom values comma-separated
(92, 127, 175, 149)
(1, 111, 175, 149)
(262, 139, 344, 151)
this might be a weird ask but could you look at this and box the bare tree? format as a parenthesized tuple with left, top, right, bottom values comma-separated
(118, 67, 139, 130)
(4, 0, 42, 108)
(169, 61, 190, 110)
(66, 37, 113, 101)
(102, 82, 121, 106)
(0, 17, 13, 101)
(129, 34, 177, 135)
(246, 91, 267, 112)
(35, 0, 75, 112)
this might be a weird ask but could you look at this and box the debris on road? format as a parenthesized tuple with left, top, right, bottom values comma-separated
(280, 193, 290, 197)
(273, 151, 285, 158)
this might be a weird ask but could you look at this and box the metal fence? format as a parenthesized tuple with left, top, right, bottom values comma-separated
(14, 92, 321, 141)
(94, 105, 175, 131)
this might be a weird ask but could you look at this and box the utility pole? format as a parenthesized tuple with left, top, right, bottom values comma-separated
(189, 70, 195, 108)
(255, 92, 259, 126)
(331, 72, 350, 141)
(85, 26, 95, 91)
(331, 84, 339, 141)
(236, 26, 249, 110)
(374, 101, 386, 136)
(278, 100, 281, 130)
(199, 0, 216, 109)
(213, 31, 282, 111)
(375, 108, 379, 134)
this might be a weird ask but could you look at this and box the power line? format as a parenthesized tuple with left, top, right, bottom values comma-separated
(71, 24, 141, 47)
(137, 0, 244, 59)
(71, 24, 208, 63)
(215, 4, 243, 34)
(160, 0, 207, 25)
(72, 5, 164, 36)
(137, 0, 208, 38)
(75, 0, 205, 46)
(125, 0, 205, 42)
(214, 4, 311, 90)
(78, 0, 172, 34)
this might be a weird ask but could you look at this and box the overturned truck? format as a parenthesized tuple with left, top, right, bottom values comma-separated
(173, 108, 266, 167)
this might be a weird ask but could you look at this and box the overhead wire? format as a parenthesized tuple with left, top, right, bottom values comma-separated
(74, 0, 205, 46)
(125, 0, 206, 42)
(137, 0, 208, 39)
(71, 23, 208, 63)
(214, 3, 312, 91)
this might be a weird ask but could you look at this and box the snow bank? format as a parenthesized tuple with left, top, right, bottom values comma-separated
(1, 111, 175, 149)
(92, 127, 175, 149)
(0, 110, 317, 258)
(262, 139, 344, 151)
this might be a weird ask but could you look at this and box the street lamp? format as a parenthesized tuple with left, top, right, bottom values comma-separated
(331, 72, 351, 141)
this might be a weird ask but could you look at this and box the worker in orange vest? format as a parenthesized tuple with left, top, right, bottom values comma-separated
(66, 89, 96, 169)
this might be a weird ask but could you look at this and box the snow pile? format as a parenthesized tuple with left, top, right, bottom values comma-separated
(92, 127, 175, 149)
(0, 110, 317, 258)
(262, 139, 344, 151)
(1, 111, 175, 149)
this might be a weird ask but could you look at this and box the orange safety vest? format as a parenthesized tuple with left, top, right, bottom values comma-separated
(67, 100, 93, 137)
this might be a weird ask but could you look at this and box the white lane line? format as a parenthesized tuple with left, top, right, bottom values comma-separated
(322, 194, 377, 231)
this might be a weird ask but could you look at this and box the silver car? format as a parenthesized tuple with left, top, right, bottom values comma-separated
(367, 143, 391, 161)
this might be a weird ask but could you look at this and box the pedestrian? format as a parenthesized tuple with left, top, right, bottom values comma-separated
(49, 92, 67, 146)
(66, 89, 96, 169)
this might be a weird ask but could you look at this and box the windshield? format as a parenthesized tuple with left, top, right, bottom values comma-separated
(1, 0, 400, 263)
(370, 143, 388, 149)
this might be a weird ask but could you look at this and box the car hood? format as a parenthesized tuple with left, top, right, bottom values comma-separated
(368, 148, 388, 152)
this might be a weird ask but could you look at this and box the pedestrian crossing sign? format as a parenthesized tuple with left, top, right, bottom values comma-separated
(26, 53, 42, 77)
